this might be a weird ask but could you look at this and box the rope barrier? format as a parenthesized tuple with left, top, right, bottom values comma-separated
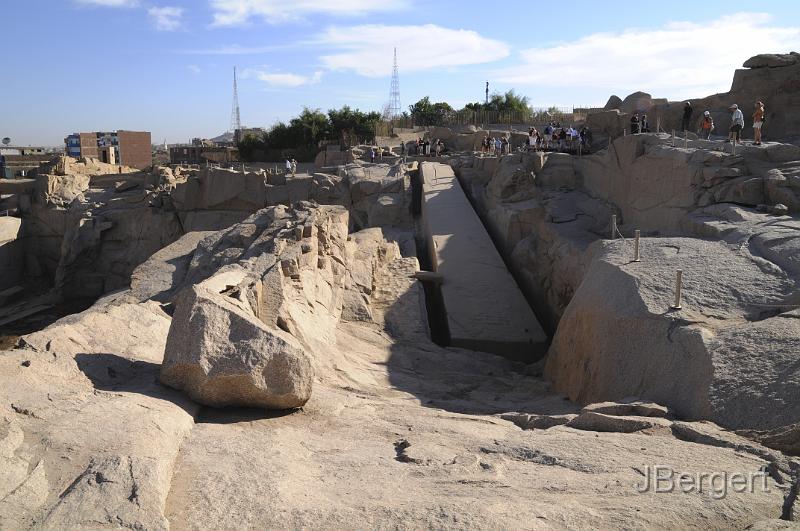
(615, 224, 629, 243)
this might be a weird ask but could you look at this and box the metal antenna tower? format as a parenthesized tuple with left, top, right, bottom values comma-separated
(389, 48, 401, 119)
(230, 66, 241, 133)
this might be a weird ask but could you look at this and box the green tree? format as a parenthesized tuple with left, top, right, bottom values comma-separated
(328, 106, 382, 144)
(236, 104, 383, 161)
(461, 89, 531, 114)
(290, 107, 329, 146)
(408, 97, 454, 126)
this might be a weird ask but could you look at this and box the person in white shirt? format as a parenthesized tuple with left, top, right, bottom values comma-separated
(727, 104, 745, 144)
(285, 159, 291, 174)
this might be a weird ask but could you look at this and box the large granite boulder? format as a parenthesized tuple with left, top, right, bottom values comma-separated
(160, 273, 314, 410)
(603, 95, 622, 110)
(158, 202, 416, 410)
(619, 91, 667, 114)
(743, 52, 799, 69)
(35, 174, 90, 207)
(545, 237, 800, 432)
(129, 230, 216, 303)
(585, 109, 627, 143)
(314, 148, 354, 169)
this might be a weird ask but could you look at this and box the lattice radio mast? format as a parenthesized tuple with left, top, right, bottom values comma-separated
(230, 66, 241, 133)
(389, 48, 401, 119)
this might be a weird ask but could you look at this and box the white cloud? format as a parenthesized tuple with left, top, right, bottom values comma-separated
(176, 44, 291, 55)
(187, 65, 202, 74)
(495, 13, 800, 100)
(149, 6, 184, 31)
(245, 68, 323, 87)
(75, 0, 139, 6)
(319, 24, 510, 77)
(210, 0, 408, 26)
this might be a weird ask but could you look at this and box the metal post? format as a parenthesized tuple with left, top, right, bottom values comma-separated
(672, 130, 676, 147)
(671, 270, 683, 310)
(732, 139, 736, 156)
(634, 230, 641, 262)
(610, 214, 617, 240)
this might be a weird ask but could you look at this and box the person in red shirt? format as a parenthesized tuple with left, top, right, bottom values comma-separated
(698, 111, 714, 140)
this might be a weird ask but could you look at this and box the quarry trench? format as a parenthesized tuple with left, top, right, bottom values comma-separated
(413, 161, 548, 362)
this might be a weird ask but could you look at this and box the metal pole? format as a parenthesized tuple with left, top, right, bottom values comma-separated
(672, 270, 683, 310)
(732, 139, 736, 156)
(633, 230, 641, 262)
(672, 130, 675, 147)
(684, 131, 688, 149)
(610, 214, 617, 240)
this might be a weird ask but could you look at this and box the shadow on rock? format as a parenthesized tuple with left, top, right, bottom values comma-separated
(74, 352, 305, 424)
(73, 353, 204, 413)
(195, 406, 297, 425)
(384, 287, 577, 418)
(75, 352, 164, 393)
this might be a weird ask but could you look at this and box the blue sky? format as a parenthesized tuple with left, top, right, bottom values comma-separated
(2, 0, 800, 146)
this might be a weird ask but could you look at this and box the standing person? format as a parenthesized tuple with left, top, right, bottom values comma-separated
(681, 102, 693, 132)
(581, 126, 593, 152)
(290, 158, 297, 176)
(630, 113, 640, 134)
(698, 111, 714, 140)
(641, 114, 649, 133)
(569, 125, 579, 146)
(543, 123, 552, 149)
(285, 159, 291, 174)
(728, 104, 745, 144)
(753, 101, 765, 145)
(558, 128, 568, 151)
(370, 147, 376, 163)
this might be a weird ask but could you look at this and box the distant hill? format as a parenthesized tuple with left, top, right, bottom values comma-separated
(211, 131, 234, 143)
